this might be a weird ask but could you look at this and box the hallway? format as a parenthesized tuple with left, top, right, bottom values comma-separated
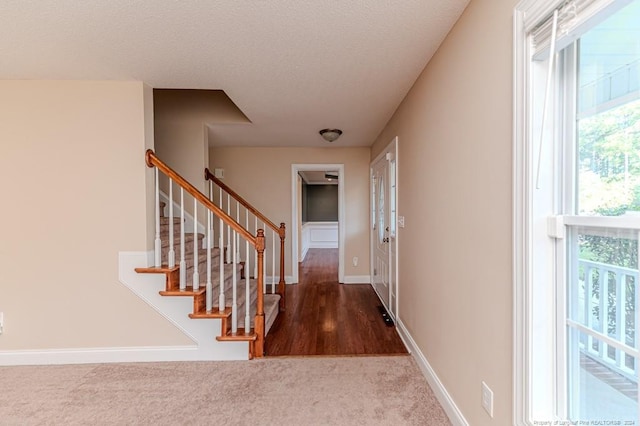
(265, 249, 408, 356)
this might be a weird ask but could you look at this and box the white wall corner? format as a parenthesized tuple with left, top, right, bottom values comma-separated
(396, 319, 469, 426)
(117, 251, 249, 361)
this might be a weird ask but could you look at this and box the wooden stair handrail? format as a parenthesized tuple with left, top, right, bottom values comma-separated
(205, 165, 287, 312)
(205, 168, 282, 236)
(146, 150, 256, 246)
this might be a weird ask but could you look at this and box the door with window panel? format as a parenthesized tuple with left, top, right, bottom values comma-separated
(371, 155, 390, 311)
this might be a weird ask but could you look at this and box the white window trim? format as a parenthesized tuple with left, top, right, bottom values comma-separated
(514, 1, 640, 424)
(513, 5, 532, 424)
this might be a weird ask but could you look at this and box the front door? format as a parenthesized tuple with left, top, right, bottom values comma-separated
(371, 145, 396, 318)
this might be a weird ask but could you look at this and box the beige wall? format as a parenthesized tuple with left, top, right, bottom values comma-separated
(0, 81, 191, 350)
(371, 0, 515, 424)
(144, 84, 156, 249)
(155, 120, 208, 193)
(154, 90, 249, 194)
(209, 147, 371, 279)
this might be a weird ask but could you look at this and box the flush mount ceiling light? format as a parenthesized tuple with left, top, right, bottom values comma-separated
(319, 128, 343, 143)
(325, 173, 339, 180)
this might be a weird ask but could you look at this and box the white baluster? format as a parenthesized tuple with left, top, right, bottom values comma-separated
(236, 202, 241, 261)
(226, 193, 231, 263)
(208, 181, 214, 250)
(216, 187, 225, 259)
(245, 210, 251, 331)
(206, 204, 212, 312)
(232, 230, 238, 334)
(193, 198, 199, 290)
(179, 188, 186, 290)
(615, 272, 624, 369)
(254, 216, 258, 278)
(635, 269, 639, 377)
(168, 179, 175, 268)
(219, 215, 225, 312)
(154, 168, 161, 267)
(272, 229, 276, 294)
(263, 222, 266, 294)
(585, 266, 593, 353)
(598, 267, 607, 359)
(218, 186, 223, 254)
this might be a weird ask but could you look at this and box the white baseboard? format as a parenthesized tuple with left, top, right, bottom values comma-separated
(264, 275, 295, 285)
(308, 242, 339, 248)
(342, 275, 371, 284)
(396, 319, 469, 426)
(0, 346, 202, 366)
(0, 251, 250, 366)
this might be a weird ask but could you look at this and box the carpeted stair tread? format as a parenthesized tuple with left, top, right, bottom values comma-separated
(161, 241, 220, 263)
(140, 201, 283, 357)
(180, 249, 221, 271)
(160, 233, 205, 248)
(229, 293, 279, 336)
(200, 265, 245, 302)
(159, 217, 182, 226)
(207, 276, 258, 312)
(236, 285, 280, 336)
(264, 294, 280, 335)
(160, 222, 203, 236)
(190, 262, 243, 286)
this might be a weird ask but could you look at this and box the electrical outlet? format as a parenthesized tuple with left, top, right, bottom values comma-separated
(481, 381, 494, 418)
(0, 312, 4, 335)
(398, 216, 405, 228)
(353, 257, 358, 267)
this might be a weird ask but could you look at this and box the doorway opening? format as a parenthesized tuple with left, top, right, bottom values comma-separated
(290, 164, 345, 283)
(265, 159, 407, 356)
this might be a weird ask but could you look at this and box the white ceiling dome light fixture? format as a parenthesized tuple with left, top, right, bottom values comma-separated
(319, 129, 343, 143)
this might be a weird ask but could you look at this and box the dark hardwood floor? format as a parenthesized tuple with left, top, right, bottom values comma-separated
(265, 248, 408, 356)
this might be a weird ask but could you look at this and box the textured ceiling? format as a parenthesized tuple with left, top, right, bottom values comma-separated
(0, 1, 469, 147)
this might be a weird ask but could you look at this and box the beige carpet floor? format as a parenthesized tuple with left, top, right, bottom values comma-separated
(0, 355, 451, 426)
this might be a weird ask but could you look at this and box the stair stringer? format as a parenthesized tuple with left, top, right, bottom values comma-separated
(119, 251, 249, 361)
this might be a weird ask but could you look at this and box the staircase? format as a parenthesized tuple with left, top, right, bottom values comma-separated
(135, 150, 285, 359)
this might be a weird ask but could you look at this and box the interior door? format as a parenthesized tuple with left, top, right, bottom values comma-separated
(388, 153, 397, 319)
(371, 154, 391, 311)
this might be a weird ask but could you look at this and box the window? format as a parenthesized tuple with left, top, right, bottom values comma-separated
(390, 159, 397, 238)
(372, 175, 377, 230)
(515, 0, 640, 424)
(378, 175, 385, 243)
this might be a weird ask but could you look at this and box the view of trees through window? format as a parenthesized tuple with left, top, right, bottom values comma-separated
(575, 0, 640, 368)
(579, 99, 640, 217)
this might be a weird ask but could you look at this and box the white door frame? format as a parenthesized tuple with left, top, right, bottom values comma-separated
(291, 163, 345, 284)
(369, 137, 399, 318)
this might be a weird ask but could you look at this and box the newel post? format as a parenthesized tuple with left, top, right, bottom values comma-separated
(278, 223, 286, 311)
(254, 229, 266, 358)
